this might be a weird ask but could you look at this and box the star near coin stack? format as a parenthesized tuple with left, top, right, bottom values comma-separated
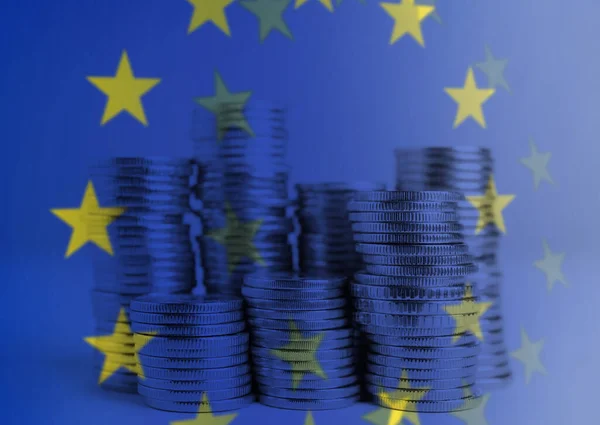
(130, 294, 254, 412)
(242, 273, 359, 410)
(87, 157, 196, 392)
(394, 147, 512, 389)
(348, 190, 485, 413)
(195, 102, 294, 295)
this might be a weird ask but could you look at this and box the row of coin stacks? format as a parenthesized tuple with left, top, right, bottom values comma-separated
(395, 147, 512, 389)
(87, 158, 196, 392)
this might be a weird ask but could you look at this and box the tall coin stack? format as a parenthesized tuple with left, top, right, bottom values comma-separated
(242, 273, 359, 410)
(89, 157, 196, 392)
(394, 147, 511, 389)
(348, 190, 482, 413)
(295, 183, 386, 276)
(196, 102, 294, 295)
(129, 294, 253, 412)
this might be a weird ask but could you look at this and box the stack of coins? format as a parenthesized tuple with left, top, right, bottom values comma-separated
(89, 157, 196, 392)
(242, 273, 359, 410)
(295, 182, 386, 276)
(130, 294, 254, 412)
(348, 190, 482, 413)
(394, 147, 511, 389)
(196, 102, 294, 295)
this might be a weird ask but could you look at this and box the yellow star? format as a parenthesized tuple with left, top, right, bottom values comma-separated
(270, 321, 326, 389)
(84, 308, 155, 384)
(295, 0, 334, 12)
(87, 50, 160, 126)
(50, 181, 125, 258)
(377, 370, 429, 425)
(186, 0, 236, 36)
(444, 67, 495, 128)
(510, 327, 547, 384)
(205, 203, 264, 273)
(443, 285, 492, 343)
(304, 412, 315, 425)
(466, 175, 515, 234)
(380, 0, 434, 46)
(451, 386, 490, 425)
(171, 393, 238, 425)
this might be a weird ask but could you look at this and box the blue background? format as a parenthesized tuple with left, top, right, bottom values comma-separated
(1, 0, 597, 423)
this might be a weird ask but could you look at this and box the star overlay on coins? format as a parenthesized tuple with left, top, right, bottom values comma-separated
(510, 327, 547, 384)
(270, 320, 326, 389)
(451, 386, 490, 425)
(534, 239, 567, 291)
(304, 412, 315, 425)
(520, 138, 554, 190)
(170, 393, 238, 425)
(241, 0, 293, 42)
(444, 67, 495, 128)
(475, 45, 510, 92)
(376, 370, 429, 425)
(186, 0, 235, 36)
(380, 0, 435, 46)
(84, 308, 155, 384)
(194, 71, 254, 139)
(466, 175, 515, 234)
(295, 0, 334, 12)
(205, 203, 264, 273)
(444, 285, 492, 343)
(86, 50, 160, 126)
(50, 181, 125, 258)
(363, 404, 406, 425)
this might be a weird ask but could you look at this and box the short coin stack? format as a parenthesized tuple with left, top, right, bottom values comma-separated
(348, 190, 483, 413)
(130, 294, 254, 412)
(89, 157, 196, 392)
(242, 273, 359, 410)
(197, 102, 294, 295)
(395, 147, 511, 389)
(295, 182, 386, 276)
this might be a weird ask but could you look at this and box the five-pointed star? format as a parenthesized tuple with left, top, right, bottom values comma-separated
(205, 203, 264, 272)
(186, 0, 236, 36)
(304, 412, 315, 425)
(444, 67, 495, 128)
(50, 181, 125, 258)
(171, 393, 238, 425)
(451, 386, 490, 425)
(87, 50, 160, 126)
(270, 321, 326, 389)
(466, 175, 515, 234)
(375, 370, 429, 425)
(510, 327, 547, 384)
(194, 71, 254, 139)
(295, 0, 334, 12)
(520, 138, 554, 190)
(416, 0, 440, 24)
(475, 45, 510, 92)
(444, 285, 492, 343)
(84, 308, 154, 384)
(534, 239, 568, 291)
(380, 0, 435, 46)
(241, 0, 293, 42)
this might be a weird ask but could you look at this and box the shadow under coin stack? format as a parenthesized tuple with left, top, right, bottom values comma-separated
(394, 147, 511, 389)
(197, 102, 294, 295)
(295, 183, 386, 276)
(242, 273, 359, 410)
(348, 190, 483, 413)
(130, 294, 253, 412)
(89, 157, 196, 392)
